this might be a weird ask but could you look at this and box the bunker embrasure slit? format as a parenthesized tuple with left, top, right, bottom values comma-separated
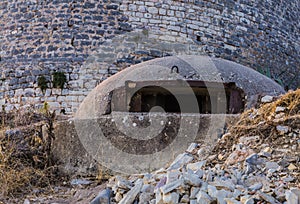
(110, 80, 245, 114)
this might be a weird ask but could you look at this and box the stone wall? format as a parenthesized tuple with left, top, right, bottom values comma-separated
(0, 0, 299, 113)
(120, 0, 300, 85)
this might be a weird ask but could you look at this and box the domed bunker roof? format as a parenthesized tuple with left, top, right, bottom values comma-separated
(77, 55, 285, 118)
(74, 55, 285, 174)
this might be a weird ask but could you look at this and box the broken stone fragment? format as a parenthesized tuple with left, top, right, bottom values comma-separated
(207, 185, 218, 198)
(90, 188, 111, 204)
(23, 199, 30, 204)
(195, 169, 204, 178)
(275, 106, 285, 113)
(215, 189, 233, 204)
(244, 197, 255, 204)
(261, 95, 273, 103)
(141, 183, 155, 193)
(139, 192, 153, 204)
(285, 188, 300, 204)
(167, 153, 194, 170)
(180, 194, 189, 203)
(258, 191, 281, 204)
(166, 170, 181, 184)
(155, 190, 163, 204)
(245, 153, 261, 165)
(196, 190, 214, 204)
(190, 187, 200, 199)
(265, 161, 280, 171)
(186, 160, 206, 171)
(162, 192, 179, 204)
(238, 136, 260, 145)
(116, 176, 133, 190)
(248, 183, 263, 191)
(276, 125, 289, 134)
(287, 163, 297, 171)
(160, 178, 184, 194)
(190, 199, 197, 204)
(183, 172, 201, 187)
(119, 179, 143, 204)
(70, 178, 92, 185)
(225, 149, 255, 165)
(186, 143, 198, 153)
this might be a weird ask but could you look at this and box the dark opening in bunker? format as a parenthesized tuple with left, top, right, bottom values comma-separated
(109, 80, 245, 114)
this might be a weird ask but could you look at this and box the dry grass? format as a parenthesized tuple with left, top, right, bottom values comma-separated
(213, 89, 300, 153)
(0, 104, 61, 198)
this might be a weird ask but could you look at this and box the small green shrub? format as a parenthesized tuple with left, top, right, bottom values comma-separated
(52, 72, 67, 89)
(37, 76, 48, 92)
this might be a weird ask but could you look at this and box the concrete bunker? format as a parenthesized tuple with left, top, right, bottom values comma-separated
(55, 55, 286, 174)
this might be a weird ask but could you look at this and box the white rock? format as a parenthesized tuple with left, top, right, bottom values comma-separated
(116, 176, 133, 190)
(23, 199, 30, 204)
(276, 125, 289, 134)
(163, 192, 179, 204)
(233, 189, 242, 198)
(275, 106, 285, 113)
(258, 191, 280, 204)
(190, 199, 197, 204)
(180, 194, 189, 203)
(215, 189, 233, 204)
(190, 187, 200, 199)
(91, 188, 111, 204)
(265, 162, 280, 171)
(209, 180, 235, 191)
(200, 181, 208, 192)
(155, 191, 163, 204)
(249, 183, 263, 191)
(160, 178, 184, 194)
(244, 198, 255, 204)
(205, 170, 214, 182)
(207, 185, 217, 198)
(139, 192, 153, 204)
(0, 98, 6, 106)
(285, 188, 300, 204)
(196, 191, 214, 204)
(186, 143, 198, 152)
(261, 95, 273, 103)
(141, 184, 155, 193)
(183, 172, 201, 187)
(119, 179, 143, 204)
(195, 169, 204, 178)
(166, 170, 181, 184)
(186, 160, 206, 171)
(167, 153, 193, 170)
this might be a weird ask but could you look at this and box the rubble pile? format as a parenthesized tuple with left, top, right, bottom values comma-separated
(92, 90, 300, 204)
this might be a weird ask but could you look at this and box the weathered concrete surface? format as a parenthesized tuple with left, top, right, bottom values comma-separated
(52, 120, 99, 176)
(53, 113, 237, 175)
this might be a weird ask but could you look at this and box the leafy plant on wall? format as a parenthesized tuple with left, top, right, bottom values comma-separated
(52, 72, 67, 89)
(37, 76, 48, 93)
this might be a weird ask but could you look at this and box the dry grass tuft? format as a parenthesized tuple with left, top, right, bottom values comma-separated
(213, 89, 300, 153)
(0, 104, 61, 198)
